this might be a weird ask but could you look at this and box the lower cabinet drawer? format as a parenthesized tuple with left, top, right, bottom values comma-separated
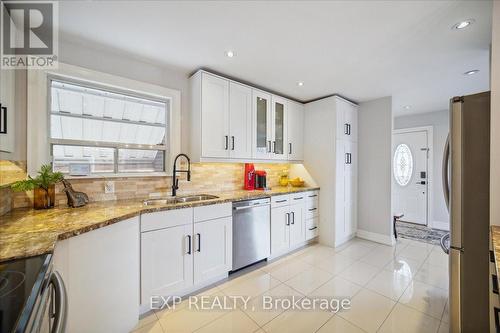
(306, 218, 319, 240)
(305, 198, 319, 219)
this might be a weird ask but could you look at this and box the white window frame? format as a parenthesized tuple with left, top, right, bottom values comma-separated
(28, 63, 181, 178)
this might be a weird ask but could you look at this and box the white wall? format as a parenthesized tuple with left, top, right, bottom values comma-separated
(491, 0, 500, 226)
(394, 110, 449, 229)
(59, 39, 191, 152)
(357, 97, 394, 244)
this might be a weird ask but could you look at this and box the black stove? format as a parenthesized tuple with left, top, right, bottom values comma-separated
(0, 254, 52, 333)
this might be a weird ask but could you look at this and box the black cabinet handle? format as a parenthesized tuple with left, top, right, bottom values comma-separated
(0, 106, 6, 134)
(285, 213, 290, 226)
(289, 143, 292, 155)
(493, 275, 499, 294)
(344, 123, 349, 135)
(224, 136, 229, 150)
(231, 136, 235, 150)
(291, 212, 295, 224)
(293, 197, 303, 200)
(268, 140, 272, 152)
(308, 208, 317, 211)
(196, 233, 201, 252)
(186, 235, 192, 255)
(495, 307, 500, 330)
(276, 199, 287, 203)
(308, 226, 318, 231)
(345, 153, 352, 164)
(308, 194, 318, 198)
(272, 141, 276, 153)
(348, 124, 351, 135)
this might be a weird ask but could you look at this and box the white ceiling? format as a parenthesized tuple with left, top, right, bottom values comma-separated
(59, 1, 492, 116)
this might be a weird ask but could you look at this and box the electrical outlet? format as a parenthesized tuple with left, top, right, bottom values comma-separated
(104, 181, 115, 194)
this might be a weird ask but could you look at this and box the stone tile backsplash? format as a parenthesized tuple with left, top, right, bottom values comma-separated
(6, 163, 290, 211)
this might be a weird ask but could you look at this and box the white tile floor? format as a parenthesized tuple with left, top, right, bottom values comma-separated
(132, 237, 449, 333)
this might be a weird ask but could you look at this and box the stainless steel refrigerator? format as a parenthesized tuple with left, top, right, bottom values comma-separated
(442, 91, 490, 332)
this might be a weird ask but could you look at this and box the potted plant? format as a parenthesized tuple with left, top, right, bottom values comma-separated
(11, 164, 64, 209)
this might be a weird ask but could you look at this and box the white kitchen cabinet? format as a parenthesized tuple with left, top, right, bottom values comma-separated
(270, 95, 288, 160)
(193, 216, 232, 284)
(200, 72, 230, 158)
(190, 70, 305, 162)
(229, 82, 252, 158)
(271, 205, 291, 256)
(287, 101, 304, 161)
(52, 217, 140, 333)
(289, 202, 305, 246)
(334, 139, 357, 244)
(0, 69, 16, 153)
(270, 193, 308, 257)
(336, 98, 358, 142)
(141, 223, 193, 304)
(252, 89, 273, 159)
(304, 96, 358, 247)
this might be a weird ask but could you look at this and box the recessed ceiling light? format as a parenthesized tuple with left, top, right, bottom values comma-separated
(297, 81, 304, 87)
(452, 19, 475, 30)
(404, 105, 411, 110)
(464, 69, 479, 76)
(225, 50, 235, 58)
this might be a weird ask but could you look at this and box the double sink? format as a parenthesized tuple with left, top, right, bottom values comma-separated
(143, 194, 219, 206)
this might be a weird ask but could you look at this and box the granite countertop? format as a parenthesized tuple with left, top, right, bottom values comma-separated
(0, 186, 319, 263)
(491, 226, 500, 279)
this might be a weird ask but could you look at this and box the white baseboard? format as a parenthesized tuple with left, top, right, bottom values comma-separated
(334, 233, 356, 248)
(432, 220, 449, 231)
(356, 229, 395, 246)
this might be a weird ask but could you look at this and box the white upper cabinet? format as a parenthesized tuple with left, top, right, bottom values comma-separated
(189, 70, 305, 162)
(287, 101, 304, 161)
(201, 73, 230, 158)
(336, 98, 358, 142)
(229, 82, 252, 159)
(270, 95, 288, 160)
(252, 90, 273, 160)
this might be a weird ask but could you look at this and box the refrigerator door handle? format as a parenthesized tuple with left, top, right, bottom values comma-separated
(442, 134, 450, 212)
(450, 99, 463, 248)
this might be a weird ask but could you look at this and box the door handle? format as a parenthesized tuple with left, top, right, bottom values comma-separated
(196, 233, 201, 252)
(348, 124, 351, 135)
(224, 136, 229, 150)
(268, 140, 272, 152)
(231, 136, 235, 150)
(285, 213, 290, 226)
(186, 235, 192, 254)
(272, 141, 276, 153)
(443, 134, 450, 211)
(50, 271, 67, 333)
(291, 212, 295, 224)
(289, 143, 292, 155)
(344, 123, 349, 135)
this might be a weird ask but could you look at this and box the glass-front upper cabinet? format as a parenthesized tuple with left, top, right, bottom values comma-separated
(271, 96, 287, 160)
(252, 90, 272, 159)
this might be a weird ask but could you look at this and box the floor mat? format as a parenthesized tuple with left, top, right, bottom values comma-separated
(395, 221, 448, 245)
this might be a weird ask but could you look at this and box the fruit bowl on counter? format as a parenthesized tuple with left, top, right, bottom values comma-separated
(289, 177, 305, 187)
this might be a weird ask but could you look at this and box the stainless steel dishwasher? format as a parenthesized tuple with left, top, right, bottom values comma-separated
(232, 198, 271, 271)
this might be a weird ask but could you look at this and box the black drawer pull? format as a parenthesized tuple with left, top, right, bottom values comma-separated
(308, 226, 318, 231)
(275, 199, 287, 203)
(491, 250, 496, 263)
(308, 208, 317, 211)
(308, 194, 318, 198)
(493, 275, 499, 295)
(293, 197, 303, 200)
(494, 307, 500, 330)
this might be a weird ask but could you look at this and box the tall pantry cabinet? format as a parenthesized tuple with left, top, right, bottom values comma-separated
(304, 96, 358, 247)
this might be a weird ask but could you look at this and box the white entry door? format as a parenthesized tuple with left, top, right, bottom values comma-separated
(392, 128, 430, 225)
